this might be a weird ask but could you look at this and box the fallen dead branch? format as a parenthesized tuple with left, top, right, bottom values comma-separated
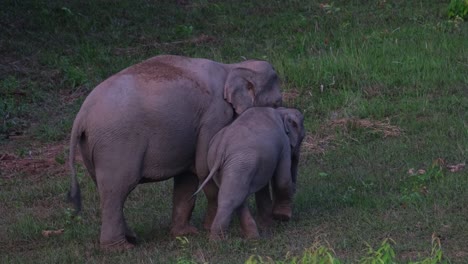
(446, 163, 465, 173)
(42, 229, 64, 237)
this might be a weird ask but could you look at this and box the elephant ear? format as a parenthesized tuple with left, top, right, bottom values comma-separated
(224, 68, 256, 115)
(283, 114, 300, 149)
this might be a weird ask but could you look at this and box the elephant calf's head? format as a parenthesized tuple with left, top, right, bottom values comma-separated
(278, 108, 305, 193)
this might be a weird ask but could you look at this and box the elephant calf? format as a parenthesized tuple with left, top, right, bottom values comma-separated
(194, 107, 305, 240)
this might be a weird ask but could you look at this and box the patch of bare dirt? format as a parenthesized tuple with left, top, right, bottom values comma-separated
(282, 89, 301, 105)
(0, 141, 80, 180)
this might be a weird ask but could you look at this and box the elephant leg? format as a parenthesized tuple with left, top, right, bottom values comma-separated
(170, 172, 199, 236)
(210, 179, 249, 240)
(272, 154, 293, 221)
(238, 203, 260, 239)
(98, 175, 137, 251)
(255, 185, 274, 229)
(202, 180, 219, 230)
(272, 189, 292, 221)
(124, 218, 138, 244)
(272, 182, 293, 221)
(209, 206, 234, 240)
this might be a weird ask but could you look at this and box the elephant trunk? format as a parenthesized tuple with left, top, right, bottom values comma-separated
(290, 151, 300, 194)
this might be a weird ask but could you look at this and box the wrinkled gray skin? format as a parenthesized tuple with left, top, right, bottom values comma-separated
(68, 55, 282, 250)
(194, 107, 305, 240)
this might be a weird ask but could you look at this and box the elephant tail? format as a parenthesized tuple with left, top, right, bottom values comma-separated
(67, 116, 83, 214)
(192, 158, 222, 197)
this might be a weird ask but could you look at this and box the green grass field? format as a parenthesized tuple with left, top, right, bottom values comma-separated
(1, 1, 467, 263)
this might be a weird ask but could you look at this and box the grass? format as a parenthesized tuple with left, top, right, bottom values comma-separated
(1, 0, 467, 263)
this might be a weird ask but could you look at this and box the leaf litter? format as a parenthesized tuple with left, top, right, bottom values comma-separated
(302, 117, 402, 155)
(42, 229, 64, 237)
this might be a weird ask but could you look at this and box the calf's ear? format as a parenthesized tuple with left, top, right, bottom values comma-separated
(283, 115, 300, 149)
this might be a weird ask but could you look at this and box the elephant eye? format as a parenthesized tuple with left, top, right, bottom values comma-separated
(291, 120, 298, 128)
(247, 81, 254, 91)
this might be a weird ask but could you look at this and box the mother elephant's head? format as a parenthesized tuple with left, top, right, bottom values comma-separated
(224, 60, 282, 114)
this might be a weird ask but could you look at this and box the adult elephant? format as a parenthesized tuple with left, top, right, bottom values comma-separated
(68, 55, 282, 250)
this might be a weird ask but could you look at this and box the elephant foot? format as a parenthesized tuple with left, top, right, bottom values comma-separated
(100, 239, 135, 251)
(257, 214, 274, 229)
(272, 204, 292, 221)
(203, 203, 217, 230)
(241, 218, 260, 239)
(125, 234, 138, 245)
(170, 224, 199, 237)
(203, 221, 212, 231)
(203, 211, 216, 230)
(125, 227, 138, 244)
(209, 230, 228, 241)
(243, 230, 260, 240)
(257, 217, 274, 235)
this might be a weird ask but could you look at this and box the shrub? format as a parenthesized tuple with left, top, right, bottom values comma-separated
(448, 0, 468, 19)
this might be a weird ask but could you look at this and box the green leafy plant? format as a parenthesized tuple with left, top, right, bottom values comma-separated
(58, 57, 87, 88)
(246, 238, 447, 264)
(399, 162, 444, 206)
(174, 24, 194, 38)
(63, 207, 82, 225)
(175, 236, 197, 264)
(298, 246, 341, 264)
(246, 245, 341, 264)
(448, 0, 468, 19)
(360, 238, 396, 264)
(408, 235, 447, 264)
